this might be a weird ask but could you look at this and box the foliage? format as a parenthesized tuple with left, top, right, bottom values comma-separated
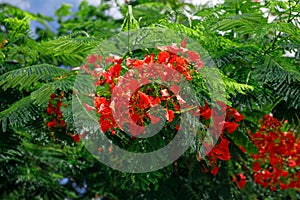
(0, 0, 299, 199)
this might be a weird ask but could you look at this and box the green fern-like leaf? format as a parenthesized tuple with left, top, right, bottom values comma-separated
(0, 96, 39, 132)
(130, 2, 172, 27)
(213, 13, 267, 36)
(222, 75, 254, 95)
(31, 76, 75, 105)
(155, 19, 204, 41)
(254, 56, 300, 109)
(39, 36, 101, 66)
(0, 64, 68, 90)
(121, 5, 140, 31)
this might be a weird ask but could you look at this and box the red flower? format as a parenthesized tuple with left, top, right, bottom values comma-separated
(239, 145, 246, 153)
(50, 93, 56, 99)
(82, 64, 89, 71)
(157, 51, 170, 64)
(138, 91, 150, 108)
(71, 134, 80, 143)
(215, 137, 231, 160)
(232, 173, 247, 189)
(223, 121, 239, 133)
(208, 137, 231, 161)
(270, 155, 279, 166)
(46, 102, 53, 114)
(47, 118, 57, 128)
(288, 159, 297, 167)
(84, 103, 95, 112)
(149, 114, 160, 124)
(210, 166, 219, 176)
(60, 119, 66, 127)
(250, 115, 300, 190)
(94, 97, 108, 109)
(200, 103, 212, 120)
(187, 51, 200, 63)
(166, 107, 175, 122)
(181, 38, 187, 48)
(253, 162, 261, 171)
(280, 183, 288, 190)
(190, 103, 212, 120)
(126, 58, 144, 67)
(144, 52, 155, 64)
(109, 63, 122, 78)
(100, 119, 112, 133)
(170, 84, 180, 94)
(87, 54, 98, 63)
(128, 121, 145, 136)
(167, 44, 181, 54)
(56, 101, 62, 109)
(149, 96, 161, 107)
(232, 109, 244, 122)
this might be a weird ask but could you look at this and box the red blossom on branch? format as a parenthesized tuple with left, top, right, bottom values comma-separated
(232, 173, 247, 189)
(86, 40, 206, 136)
(46, 93, 80, 143)
(249, 114, 300, 190)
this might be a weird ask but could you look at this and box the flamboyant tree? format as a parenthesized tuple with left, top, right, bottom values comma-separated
(0, 0, 299, 199)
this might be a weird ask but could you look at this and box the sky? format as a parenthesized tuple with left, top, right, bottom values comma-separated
(0, 0, 103, 11)
(0, 0, 123, 31)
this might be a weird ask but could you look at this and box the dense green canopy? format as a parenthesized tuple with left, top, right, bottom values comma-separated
(0, 0, 299, 199)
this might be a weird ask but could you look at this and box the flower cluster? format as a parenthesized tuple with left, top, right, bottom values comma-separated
(46, 93, 66, 129)
(82, 41, 248, 181)
(46, 93, 80, 143)
(204, 106, 245, 177)
(82, 40, 205, 136)
(250, 114, 300, 190)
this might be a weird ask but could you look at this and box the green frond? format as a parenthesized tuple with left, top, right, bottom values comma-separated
(254, 56, 300, 109)
(155, 19, 204, 41)
(181, 184, 202, 200)
(31, 76, 75, 105)
(0, 64, 68, 90)
(272, 100, 300, 129)
(121, 5, 139, 31)
(277, 22, 300, 43)
(0, 95, 39, 132)
(0, 62, 21, 74)
(230, 83, 274, 112)
(222, 75, 254, 95)
(213, 45, 259, 67)
(228, 128, 258, 154)
(194, 67, 253, 106)
(0, 131, 73, 199)
(0, 128, 21, 150)
(39, 37, 101, 66)
(59, 30, 91, 38)
(130, 2, 172, 26)
(213, 13, 267, 36)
